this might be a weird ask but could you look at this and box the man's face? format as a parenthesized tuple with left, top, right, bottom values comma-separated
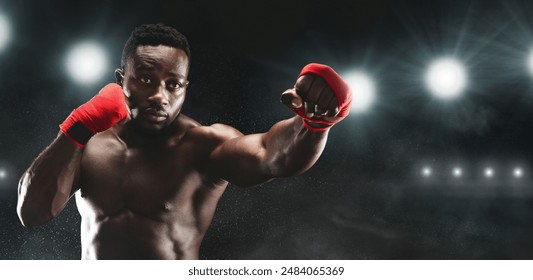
(121, 45, 189, 132)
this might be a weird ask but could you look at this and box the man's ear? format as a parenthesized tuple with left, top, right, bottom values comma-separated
(115, 68, 124, 86)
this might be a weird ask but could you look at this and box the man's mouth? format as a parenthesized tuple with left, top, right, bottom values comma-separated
(142, 108, 168, 123)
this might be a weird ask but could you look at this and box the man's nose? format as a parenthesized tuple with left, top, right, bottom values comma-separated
(147, 84, 169, 106)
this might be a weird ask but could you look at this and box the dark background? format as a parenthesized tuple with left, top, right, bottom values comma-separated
(1, 0, 533, 259)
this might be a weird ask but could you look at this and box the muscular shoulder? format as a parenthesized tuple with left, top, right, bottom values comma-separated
(185, 123, 243, 148)
(178, 123, 244, 177)
(173, 115, 243, 144)
(85, 128, 123, 152)
(176, 114, 202, 131)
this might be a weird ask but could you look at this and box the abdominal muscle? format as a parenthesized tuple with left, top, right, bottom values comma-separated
(77, 200, 204, 260)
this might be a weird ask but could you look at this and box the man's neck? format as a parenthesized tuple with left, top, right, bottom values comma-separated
(114, 120, 179, 149)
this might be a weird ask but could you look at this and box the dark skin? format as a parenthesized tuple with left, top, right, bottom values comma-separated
(17, 45, 343, 259)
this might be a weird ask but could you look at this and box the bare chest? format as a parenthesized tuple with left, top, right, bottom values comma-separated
(79, 138, 205, 218)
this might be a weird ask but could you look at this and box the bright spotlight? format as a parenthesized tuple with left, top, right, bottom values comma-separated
(513, 167, 523, 178)
(66, 42, 108, 85)
(452, 167, 463, 178)
(528, 49, 533, 77)
(343, 71, 376, 114)
(422, 166, 432, 177)
(0, 168, 6, 180)
(0, 13, 11, 51)
(484, 167, 494, 178)
(425, 57, 467, 100)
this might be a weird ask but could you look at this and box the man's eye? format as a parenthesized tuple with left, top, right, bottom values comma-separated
(140, 76, 152, 84)
(169, 81, 183, 89)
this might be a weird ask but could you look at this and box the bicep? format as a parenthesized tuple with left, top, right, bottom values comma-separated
(208, 130, 273, 187)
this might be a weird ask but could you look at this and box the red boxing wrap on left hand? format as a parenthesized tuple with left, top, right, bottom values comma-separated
(59, 83, 129, 147)
(293, 63, 352, 131)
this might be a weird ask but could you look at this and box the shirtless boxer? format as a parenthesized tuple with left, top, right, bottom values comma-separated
(16, 23, 352, 259)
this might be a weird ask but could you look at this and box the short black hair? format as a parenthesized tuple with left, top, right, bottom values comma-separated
(121, 23, 191, 66)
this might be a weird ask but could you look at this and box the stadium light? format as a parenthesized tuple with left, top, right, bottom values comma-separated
(0, 12, 11, 52)
(343, 71, 376, 114)
(66, 41, 108, 85)
(421, 166, 432, 177)
(452, 167, 463, 178)
(528, 49, 533, 77)
(513, 167, 523, 178)
(425, 57, 467, 100)
(484, 167, 494, 178)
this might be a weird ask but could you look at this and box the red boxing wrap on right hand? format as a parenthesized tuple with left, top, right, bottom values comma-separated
(59, 83, 129, 147)
(298, 63, 352, 119)
(292, 63, 352, 131)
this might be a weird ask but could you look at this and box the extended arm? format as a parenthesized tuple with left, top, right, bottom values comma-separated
(207, 64, 352, 187)
(207, 116, 328, 187)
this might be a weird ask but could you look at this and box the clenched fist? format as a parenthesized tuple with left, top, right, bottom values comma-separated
(281, 63, 352, 131)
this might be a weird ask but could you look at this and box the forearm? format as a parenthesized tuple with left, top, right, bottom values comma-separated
(17, 132, 82, 227)
(263, 116, 328, 177)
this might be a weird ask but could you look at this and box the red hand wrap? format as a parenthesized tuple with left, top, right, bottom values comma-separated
(294, 63, 352, 132)
(59, 83, 129, 147)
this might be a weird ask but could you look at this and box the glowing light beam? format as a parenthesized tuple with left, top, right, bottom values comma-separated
(0, 13, 11, 51)
(452, 167, 463, 178)
(484, 167, 494, 178)
(513, 167, 523, 178)
(343, 71, 376, 114)
(65, 42, 108, 85)
(421, 166, 432, 177)
(528, 48, 533, 78)
(425, 57, 467, 100)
